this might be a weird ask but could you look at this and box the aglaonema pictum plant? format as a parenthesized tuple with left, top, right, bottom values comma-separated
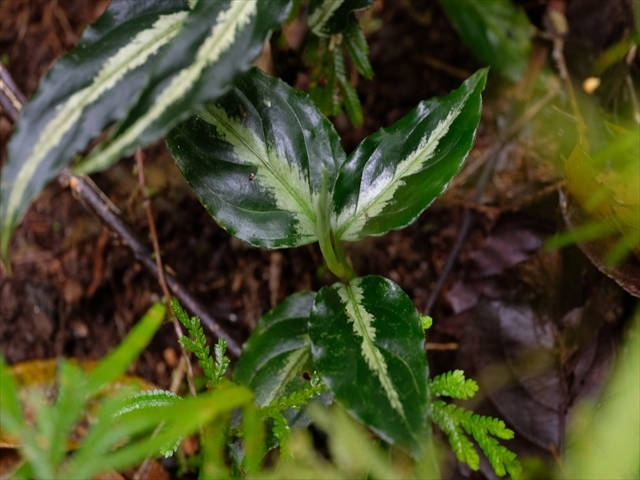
(1, 0, 521, 474)
(0, 0, 374, 264)
(164, 65, 520, 476)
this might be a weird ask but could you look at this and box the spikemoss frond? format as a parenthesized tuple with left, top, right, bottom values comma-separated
(262, 373, 327, 452)
(430, 370, 478, 399)
(171, 299, 229, 389)
(430, 400, 522, 478)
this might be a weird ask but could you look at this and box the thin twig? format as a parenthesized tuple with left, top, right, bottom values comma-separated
(0, 64, 26, 121)
(0, 63, 241, 358)
(59, 171, 242, 356)
(135, 148, 196, 396)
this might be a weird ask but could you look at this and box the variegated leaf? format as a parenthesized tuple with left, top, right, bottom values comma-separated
(1, 0, 290, 263)
(0, 0, 191, 261)
(77, 0, 291, 174)
(165, 67, 344, 248)
(332, 68, 487, 242)
(309, 275, 429, 454)
(233, 292, 315, 407)
(308, 0, 374, 37)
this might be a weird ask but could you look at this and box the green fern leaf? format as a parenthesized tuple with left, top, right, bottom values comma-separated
(343, 16, 373, 79)
(430, 398, 522, 478)
(431, 400, 479, 469)
(271, 411, 291, 454)
(430, 370, 478, 399)
(262, 372, 327, 451)
(172, 299, 228, 388)
(335, 48, 363, 126)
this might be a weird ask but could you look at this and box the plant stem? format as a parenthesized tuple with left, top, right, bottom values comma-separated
(317, 226, 345, 278)
(332, 236, 356, 281)
(316, 171, 357, 281)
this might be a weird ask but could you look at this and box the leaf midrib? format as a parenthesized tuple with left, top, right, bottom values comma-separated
(5, 10, 187, 229)
(336, 122, 431, 238)
(207, 103, 316, 225)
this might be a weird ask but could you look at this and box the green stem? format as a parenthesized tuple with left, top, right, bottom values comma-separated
(333, 236, 356, 281)
(316, 171, 357, 281)
(318, 227, 345, 278)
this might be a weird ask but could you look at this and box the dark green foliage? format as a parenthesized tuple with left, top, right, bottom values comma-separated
(343, 16, 373, 80)
(439, 0, 533, 82)
(1, 1, 526, 475)
(304, 15, 373, 126)
(1, 0, 292, 263)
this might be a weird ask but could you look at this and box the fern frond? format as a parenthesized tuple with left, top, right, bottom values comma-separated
(466, 422, 521, 478)
(430, 370, 478, 399)
(171, 299, 227, 388)
(430, 400, 522, 478)
(270, 411, 291, 455)
(115, 389, 183, 457)
(343, 16, 373, 79)
(212, 339, 231, 386)
(431, 400, 479, 469)
(267, 373, 328, 415)
(262, 373, 327, 452)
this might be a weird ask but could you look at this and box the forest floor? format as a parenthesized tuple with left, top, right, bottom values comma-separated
(1, 0, 638, 478)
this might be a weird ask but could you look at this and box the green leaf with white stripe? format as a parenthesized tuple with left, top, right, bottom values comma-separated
(165, 67, 344, 248)
(234, 291, 315, 407)
(0, 0, 191, 261)
(77, 0, 291, 175)
(309, 275, 429, 454)
(308, 0, 374, 37)
(332, 68, 488, 242)
(1, 0, 290, 264)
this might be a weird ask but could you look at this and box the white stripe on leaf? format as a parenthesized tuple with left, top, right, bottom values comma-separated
(6, 9, 188, 229)
(334, 93, 471, 241)
(200, 103, 318, 240)
(308, 0, 346, 36)
(337, 281, 405, 419)
(79, 1, 258, 174)
(259, 348, 309, 407)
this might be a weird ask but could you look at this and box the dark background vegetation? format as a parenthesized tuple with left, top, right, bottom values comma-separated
(1, 0, 637, 477)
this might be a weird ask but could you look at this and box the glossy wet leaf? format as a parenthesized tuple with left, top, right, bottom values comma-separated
(308, 0, 374, 37)
(439, 0, 533, 82)
(309, 275, 428, 454)
(78, 0, 290, 174)
(166, 68, 344, 248)
(332, 68, 487, 242)
(234, 292, 316, 407)
(1, 0, 290, 263)
(0, 0, 190, 261)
